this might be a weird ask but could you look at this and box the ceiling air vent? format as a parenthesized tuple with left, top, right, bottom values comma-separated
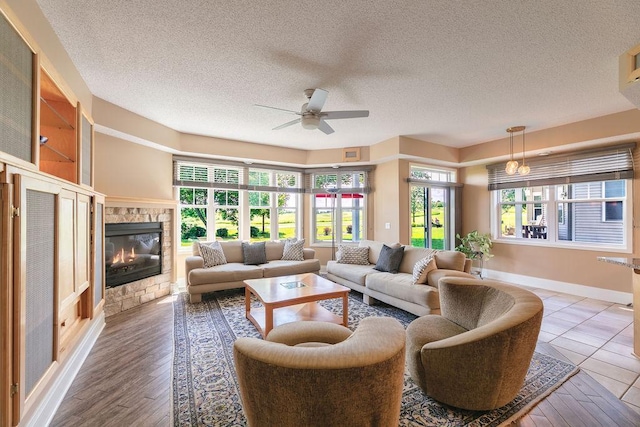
(619, 43, 640, 109)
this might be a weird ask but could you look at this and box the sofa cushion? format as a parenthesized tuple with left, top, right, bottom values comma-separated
(434, 251, 466, 272)
(326, 261, 376, 286)
(398, 246, 437, 275)
(366, 273, 439, 307)
(200, 241, 227, 268)
(281, 239, 305, 261)
(426, 269, 476, 288)
(262, 259, 321, 278)
(374, 244, 405, 274)
(188, 263, 263, 285)
(412, 256, 437, 284)
(337, 245, 369, 265)
(265, 241, 285, 261)
(243, 242, 267, 265)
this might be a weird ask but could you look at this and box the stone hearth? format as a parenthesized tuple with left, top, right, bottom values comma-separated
(104, 206, 174, 316)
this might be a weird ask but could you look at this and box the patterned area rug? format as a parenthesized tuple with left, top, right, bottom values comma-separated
(172, 289, 578, 426)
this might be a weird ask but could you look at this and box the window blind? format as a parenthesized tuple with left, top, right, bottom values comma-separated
(306, 170, 372, 194)
(486, 143, 635, 190)
(173, 158, 305, 193)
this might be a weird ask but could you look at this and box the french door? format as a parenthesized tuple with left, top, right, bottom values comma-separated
(410, 185, 451, 249)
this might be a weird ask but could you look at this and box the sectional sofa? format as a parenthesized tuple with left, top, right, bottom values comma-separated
(326, 240, 476, 316)
(185, 240, 320, 303)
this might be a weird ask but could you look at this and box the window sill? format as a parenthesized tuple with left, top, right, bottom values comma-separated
(493, 237, 632, 253)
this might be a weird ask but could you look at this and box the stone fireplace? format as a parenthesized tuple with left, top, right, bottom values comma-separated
(104, 204, 175, 316)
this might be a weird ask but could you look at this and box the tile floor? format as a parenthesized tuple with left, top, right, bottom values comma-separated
(531, 286, 640, 413)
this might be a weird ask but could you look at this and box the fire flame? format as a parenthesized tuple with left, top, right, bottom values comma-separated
(112, 247, 136, 264)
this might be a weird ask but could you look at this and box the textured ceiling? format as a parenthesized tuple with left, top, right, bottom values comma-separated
(35, 0, 640, 151)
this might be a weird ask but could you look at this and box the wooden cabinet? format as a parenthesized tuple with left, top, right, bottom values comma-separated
(0, 8, 103, 426)
(78, 109, 94, 188)
(39, 70, 78, 183)
(0, 9, 37, 167)
(92, 196, 106, 314)
(7, 169, 103, 424)
(12, 173, 59, 422)
(77, 193, 91, 295)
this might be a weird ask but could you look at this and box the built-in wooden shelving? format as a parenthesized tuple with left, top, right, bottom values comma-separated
(39, 69, 77, 182)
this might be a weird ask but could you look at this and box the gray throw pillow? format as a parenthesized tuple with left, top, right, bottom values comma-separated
(242, 241, 267, 265)
(374, 244, 405, 274)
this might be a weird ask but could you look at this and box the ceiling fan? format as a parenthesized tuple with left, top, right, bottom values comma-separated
(255, 88, 369, 135)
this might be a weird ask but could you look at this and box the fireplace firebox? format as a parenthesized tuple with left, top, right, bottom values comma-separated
(105, 222, 162, 288)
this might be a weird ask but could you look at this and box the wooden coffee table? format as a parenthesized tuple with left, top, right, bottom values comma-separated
(244, 273, 350, 338)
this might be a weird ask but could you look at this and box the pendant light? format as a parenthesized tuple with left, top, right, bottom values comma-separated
(505, 126, 529, 176)
(516, 126, 530, 175)
(505, 127, 519, 175)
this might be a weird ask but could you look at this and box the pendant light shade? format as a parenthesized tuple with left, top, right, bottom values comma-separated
(505, 126, 528, 176)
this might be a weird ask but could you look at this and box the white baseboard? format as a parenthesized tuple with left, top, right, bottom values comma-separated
(483, 269, 632, 305)
(23, 312, 105, 427)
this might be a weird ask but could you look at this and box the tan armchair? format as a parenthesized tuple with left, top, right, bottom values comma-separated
(233, 317, 406, 427)
(406, 277, 543, 410)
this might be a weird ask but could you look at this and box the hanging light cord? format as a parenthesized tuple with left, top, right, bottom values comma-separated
(521, 129, 526, 166)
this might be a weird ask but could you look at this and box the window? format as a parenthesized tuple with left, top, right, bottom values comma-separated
(487, 144, 634, 251)
(603, 181, 624, 221)
(179, 188, 208, 243)
(410, 165, 456, 183)
(175, 160, 302, 246)
(311, 170, 369, 244)
(495, 180, 630, 248)
(214, 189, 239, 240)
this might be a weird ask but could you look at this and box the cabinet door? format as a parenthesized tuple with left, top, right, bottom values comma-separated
(0, 11, 37, 166)
(0, 181, 11, 427)
(78, 108, 94, 187)
(76, 193, 90, 294)
(58, 189, 76, 309)
(12, 174, 60, 422)
(92, 196, 105, 314)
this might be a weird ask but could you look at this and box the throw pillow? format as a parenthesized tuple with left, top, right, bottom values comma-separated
(336, 245, 369, 265)
(242, 241, 267, 265)
(374, 244, 405, 274)
(412, 255, 437, 285)
(282, 238, 305, 261)
(200, 241, 227, 268)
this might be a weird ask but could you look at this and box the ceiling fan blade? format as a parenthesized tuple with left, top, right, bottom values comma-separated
(273, 118, 301, 130)
(255, 104, 300, 115)
(318, 120, 335, 135)
(306, 88, 328, 113)
(321, 110, 370, 120)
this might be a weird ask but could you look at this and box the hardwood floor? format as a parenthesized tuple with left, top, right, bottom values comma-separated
(50, 292, 640, 426)
(50, 296, 174, 427)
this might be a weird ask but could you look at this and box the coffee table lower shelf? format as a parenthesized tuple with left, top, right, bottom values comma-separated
(247, 302, 344, 338)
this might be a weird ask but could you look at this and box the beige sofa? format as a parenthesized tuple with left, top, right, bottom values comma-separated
(326, 240, 475, 316)
(185, 241, 320, 303)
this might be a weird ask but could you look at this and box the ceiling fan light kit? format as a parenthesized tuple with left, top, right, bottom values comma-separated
(255, 88, 369, 135)
(301, 115, 321, 130)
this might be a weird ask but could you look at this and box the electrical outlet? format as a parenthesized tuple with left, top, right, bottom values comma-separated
(385, 222, 391, 229)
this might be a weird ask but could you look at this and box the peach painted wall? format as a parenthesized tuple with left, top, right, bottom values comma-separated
(373, 159, 402, 243)
(94, 133, 173, 200)
(459, 109, 640, 164)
